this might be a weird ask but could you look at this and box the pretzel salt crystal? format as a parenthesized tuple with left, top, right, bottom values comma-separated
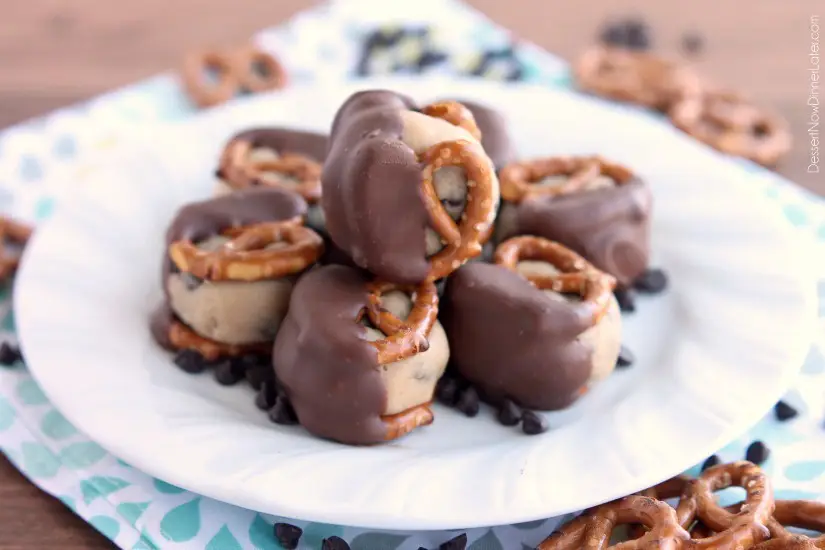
(669, 90, 791, 167)
(494, 236, 617, 324)
(0, 217, 33, 281)
(419, 139, 496, 281)
(168, 317, 271, 362)
(169, 219, 322, 282)
(420, 101, 483, 141)
(499, 156, 634, 203)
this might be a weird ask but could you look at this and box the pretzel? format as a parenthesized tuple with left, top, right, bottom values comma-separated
(219, 138, 322, 202)
(669, 90, 791, 167)
(382, 402, 434, 441)
(168, 317, 271, 362)
(420, 101, 482, 141)
(0, 217, 32, 281)
(362, 280, 439, 365)
(574, 46, 702, 111)
(499, 156, 634, 203)
(169, 219, 322, 282)
(495, 236, 617, 324)
(419, 140, 496, 280)
(181, 45, 287, 108)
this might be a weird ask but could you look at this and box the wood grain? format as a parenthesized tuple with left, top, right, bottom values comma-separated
(0, 1, 821, 547)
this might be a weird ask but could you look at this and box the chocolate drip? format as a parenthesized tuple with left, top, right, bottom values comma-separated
(441, 262, 594, 410)
(230, 127, 328, 162)
(273, 265, 389, 445)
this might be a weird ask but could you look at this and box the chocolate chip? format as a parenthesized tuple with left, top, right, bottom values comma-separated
(273, 522, 302, 550)
(214, 360, 244, 386)
(246, 364, 274, 390)
(435, 376, 459, 406)
(497, 399, 522, 426)
(625, 20, 651, 50)
(0, 342, 21, 367)
(439, 533, 467, 550)
(255, 380, 277, 410)
(214, 168, 225, 179)
(599, 18, 651, 50)
(746, 440, 770, 465)
(521, 410, 549, 435)
(174, 349, 206, 374)
(269, 395, 298, 425)
(614, 287, 636, 313)
(774, 400, 798, 422)
(616, 346, 635, 368)
(180, 272, 203, 291)
(701, 454, 721, 471)
(682, 32, 704, 55)
(322, 536, 350, 550)
(633, 268, 668, 294)
(455, 387, 480, 417)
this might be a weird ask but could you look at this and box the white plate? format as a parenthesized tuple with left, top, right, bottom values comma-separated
(14, 78, 819, 530)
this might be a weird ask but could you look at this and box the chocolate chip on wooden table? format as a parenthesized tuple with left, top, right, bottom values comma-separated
(322, 535, 350, 550)
(440, 533, 468, 550)
(269, 395, 299, 425)
(456, 386, 480, 417)
(174, 349, 206, 373)
(616, 345, 635, 368)
(214, 359, 245, 385)
(599, 18, 652, 50)
(774, 400, 799, 422)
(0, 341, 21, 366)
(497, 399, 522, 426)
(746, 440, 770, 465)
(701, 454, 721, 471)
(614, 287, 637, 313)
(273, 522, 303, 550)
(522, 410, 549, 435)
(633, 268, 668, 294)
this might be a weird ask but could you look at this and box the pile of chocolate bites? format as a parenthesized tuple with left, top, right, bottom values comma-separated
(150, 90, 667, 445)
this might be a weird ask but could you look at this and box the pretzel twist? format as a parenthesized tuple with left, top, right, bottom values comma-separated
(169, 219, 322, 282)
(494, 236, 617, 324)
(219, 139, 322, 201)
(168, 318, 271, 362)
(363, 280, 439, 365)
(574, 46, 702, 111)
(182, 46, 287, 108)
(669, 90, 791, 167)
(499, 155, 634, 203)
(419, 140, 496, 280)
(381, 402, 434, 441)
(420, 101, 482, 141)
(0, 217, 33, 281)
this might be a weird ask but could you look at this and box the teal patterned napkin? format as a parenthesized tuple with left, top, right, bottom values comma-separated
(0, 1, 823, 548)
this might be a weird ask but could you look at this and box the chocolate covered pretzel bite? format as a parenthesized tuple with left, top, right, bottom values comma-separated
(151, 187, 320, 362)
(496, 155, 652, 288)
(442, 236, 620, 411)
(322, 90, 500, 284)
(273, 265, 449, 445)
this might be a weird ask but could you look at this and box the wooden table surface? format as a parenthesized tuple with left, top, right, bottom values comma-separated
(0, 0, 822, 547)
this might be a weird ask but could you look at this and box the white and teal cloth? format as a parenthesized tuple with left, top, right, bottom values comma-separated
(0, 1, 823, 548)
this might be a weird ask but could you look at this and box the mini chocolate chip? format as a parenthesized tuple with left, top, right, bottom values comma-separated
(774, 400, 799, 422)
(633, 268, 668, 294)
(616, 346, 635, 368)
(682, 32, 703, 55)
(746, 441, 770, 465)
(456, 387, 480, 417)
(214, 360, 244, 386)
(497, 399, 522, 426)
(435, 376, 459, 406)
(701, 454, 721, 471)
(614, 287, 636, 313)
(522, 410, 549, 435)
(439, 533, 467, 550)
(322, 536, 350, 550)
(625, 20, 651, 50)
(269, 395, 298, 425)
(246, 365, 274, 390)
(255, 380, 277, 410)
(180, 272, 203, 291)
(418, 547, 429, 550)
(0, 342, 21, 366)
(174, 349, 206, 374)
(273, 522, 303, 550)
(214, 168, 225, 179)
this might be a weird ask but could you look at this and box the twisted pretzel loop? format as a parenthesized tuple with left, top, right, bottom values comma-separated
(169, 219, 322, 282)
(381, 402, 434, 442)
(0, 217, 32, 281)
(168, 318, 271, 362)
(495, 236, 616, 324)
(419, 140, 496, 281)
(420, 101, 482, 141)
(499, 155, 634, 203)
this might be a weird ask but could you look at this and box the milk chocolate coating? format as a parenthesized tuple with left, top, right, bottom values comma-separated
(227, 127, 328, 163)
(503, 179, 652, 287)
(149, 188, 308, 350)
(438, 98, 514, 170)
(322, 90, 432, 283)
(441, 262, 594, 410)
(273, 265, 389, 445)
